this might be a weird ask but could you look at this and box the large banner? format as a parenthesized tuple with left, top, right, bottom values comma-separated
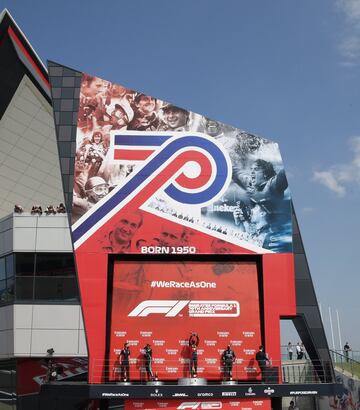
(109, 261, 261, 381)
(72, 74, 292, 255)
(62, 70, 296, 384)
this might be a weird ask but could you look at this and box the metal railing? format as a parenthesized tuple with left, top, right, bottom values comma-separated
(84, 358, 333, 384)
(330, 349, 360, 379)
(281, 359, 333, 384)
(332, 349, 360, 363)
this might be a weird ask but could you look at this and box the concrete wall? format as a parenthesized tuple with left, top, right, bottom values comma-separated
(0, 304, 87, 358)
(0, 214, 72, 256)
(0, 75, 64, 219)
(13, 304, 86, 357)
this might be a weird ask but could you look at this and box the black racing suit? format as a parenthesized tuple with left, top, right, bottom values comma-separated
(144, 346, 153, 380)
(222, 348, 236, 379)
(120, 347, 130, 381)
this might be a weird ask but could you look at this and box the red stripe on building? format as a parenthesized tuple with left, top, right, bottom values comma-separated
(114, 149, 154, 161)
(7, 26, 50, 89)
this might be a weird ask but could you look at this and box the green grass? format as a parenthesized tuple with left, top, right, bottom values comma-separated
(334, 361, 360, 378)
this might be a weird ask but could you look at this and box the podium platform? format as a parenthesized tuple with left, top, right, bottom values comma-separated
(178, 377, 207, 385)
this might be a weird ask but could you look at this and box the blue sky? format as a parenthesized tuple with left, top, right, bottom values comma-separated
(2, 0, 360, 349)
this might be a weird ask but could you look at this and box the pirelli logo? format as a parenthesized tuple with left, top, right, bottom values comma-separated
(128, 300, 240, 317)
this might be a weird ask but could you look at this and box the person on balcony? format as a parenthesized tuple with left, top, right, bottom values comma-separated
(287, 342, 293, 360)
(343, 342, 351, 363)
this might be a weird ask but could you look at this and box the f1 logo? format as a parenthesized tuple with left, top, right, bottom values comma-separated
(177, 402, 222, 409)
(128, 300, 240, 317)
(128, 300, 189, 317)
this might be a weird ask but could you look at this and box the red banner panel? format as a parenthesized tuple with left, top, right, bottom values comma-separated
(124, 398, 271, 410)
(16, 357, 87, 395)
(108, 260, 262, 381)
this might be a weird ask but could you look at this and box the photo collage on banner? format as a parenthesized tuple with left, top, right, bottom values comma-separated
(72, 73, 292, 255)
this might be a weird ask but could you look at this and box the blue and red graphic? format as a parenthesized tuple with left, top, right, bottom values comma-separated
(73, 131, 232, 250)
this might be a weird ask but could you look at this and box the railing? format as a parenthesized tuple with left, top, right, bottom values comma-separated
(332, 349, 360, 363)
(84, 358, 334, 384)
(90, 358, 263, 383)
(281, 360, 333, 384)
(330, 349, 360, 379)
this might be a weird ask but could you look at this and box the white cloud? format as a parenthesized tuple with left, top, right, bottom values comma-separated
(337, 0, 360, 25)
(313, 171, 346, 196)
(312, 136, 360, 196)
(336, 0, 360, 65)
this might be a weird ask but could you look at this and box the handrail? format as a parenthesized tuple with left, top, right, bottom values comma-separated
(329, 349, 360, 379)
(84, 358, 334, 384)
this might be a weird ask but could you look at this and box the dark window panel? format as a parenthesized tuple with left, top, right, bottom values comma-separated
(5, 255, 14, 277)
(15, 277, 34, 300)
(15, 254, 35, 276)
(6, 276, 14, 302)
(34, 277, 79, 301)
(0, 279, 7, 302)
(35, 253, 75, 277)
(0, 259, 5, 281)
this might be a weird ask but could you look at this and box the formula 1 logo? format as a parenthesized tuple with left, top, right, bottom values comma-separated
(177, 403, 222, 409)
(128, 300, 240, 317)
(72, 131, 232, 248)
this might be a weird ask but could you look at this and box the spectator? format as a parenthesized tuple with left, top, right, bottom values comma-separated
(31, 205, 42, 216)
(344, 342, 351, 363)
(296, 342, 303, 360)
(287, 342, 293, 360)
(56, 203, 66, 214)
(45, 205, 56, 215)
(300, 342, 307, 360)
(288, 400, 299, 410)
(14, 204, 23, 214)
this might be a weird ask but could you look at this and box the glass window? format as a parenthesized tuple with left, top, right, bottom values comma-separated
(34, 277, 79, 301)
(15, 277, 34, 300)
(5, 255, 14, 277)
(6, 276, 14, 302)
(0, 279, 7, 302)
(15, 254, 35, 276)
(35, 254, 75, 276)
(0, 258, 5, 281)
